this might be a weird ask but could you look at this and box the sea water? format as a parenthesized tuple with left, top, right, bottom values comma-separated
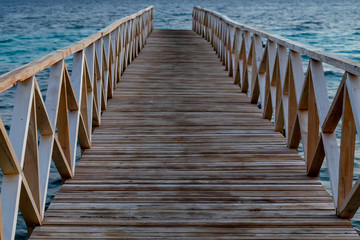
(1, 0, 360, 238)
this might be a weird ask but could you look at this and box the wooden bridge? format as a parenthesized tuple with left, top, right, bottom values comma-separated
(1, 6, 360, 239)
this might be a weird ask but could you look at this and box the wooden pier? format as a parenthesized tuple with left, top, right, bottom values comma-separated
(1, 6, 360, 240)
(29, 29, 360, 239)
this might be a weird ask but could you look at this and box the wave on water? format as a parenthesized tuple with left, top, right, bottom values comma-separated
(0, 39, 14, 43)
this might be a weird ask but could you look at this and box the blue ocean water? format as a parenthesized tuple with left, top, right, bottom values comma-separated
(1, 0, 360, 238)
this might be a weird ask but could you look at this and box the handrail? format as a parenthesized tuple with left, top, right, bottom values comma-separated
(193, 6, 360, 219)
(0, 6, 154, 93)
(0, 6, 153, 240)
(193, 6, 360, 76)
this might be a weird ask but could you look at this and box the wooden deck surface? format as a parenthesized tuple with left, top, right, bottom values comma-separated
(30, 30, 360, 239)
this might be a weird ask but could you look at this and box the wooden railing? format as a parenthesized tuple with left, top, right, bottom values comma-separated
(193, 6, 360, 219)
(0, 6, 153, 240)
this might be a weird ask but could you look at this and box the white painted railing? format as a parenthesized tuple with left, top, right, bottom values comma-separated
(193, 6, 360, 219)
(0, 6, 153, 240)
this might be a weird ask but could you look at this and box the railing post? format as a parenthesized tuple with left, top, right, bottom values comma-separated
(0, 7, 153, 239)
(192, 6, 360, 218)
(1, 76, 41, 240)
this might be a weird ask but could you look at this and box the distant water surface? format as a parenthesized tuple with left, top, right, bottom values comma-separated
(1, 0, 360, 238)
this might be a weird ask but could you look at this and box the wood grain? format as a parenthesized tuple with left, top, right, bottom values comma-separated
(30, 30, 360, 239)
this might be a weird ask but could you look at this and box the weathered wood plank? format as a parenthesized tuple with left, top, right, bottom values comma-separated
(30, 30, 360, 239)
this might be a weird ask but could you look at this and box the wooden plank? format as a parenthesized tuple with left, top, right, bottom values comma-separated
(64, 64, 79, 111)
(34, 82, 53, 136)
(249, 34, 262, 103)
(2, 76, 35, 240)
(57, 75, 72, 167)
(286, 51, 304, 147)
(22, 96, 41, 213)
(337, 74, 360, 218)
(19, 172, 42, 228)
(338, 86, 356, 207)
(263, 40, 276, 120)
(52, 137, 73, 179)
(38, 134, 54, 216)
(30, 30, 360, 239)
(322, 132, 340, 207)
(307, 70, 319, 169)
(69, 50, 85, 170)
(322, 73, 345, 133)
(38, 60, 63, 216)
(0, 118, 21, 174)
(307, 132, 325, 176)
(1, 175, 22, 240)
(273, 46, 287, 132)
(309, 59, 330, 125)
(9, 77, 35, 167)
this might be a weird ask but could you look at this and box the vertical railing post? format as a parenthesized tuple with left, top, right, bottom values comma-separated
(0, 7, 153, 239)
(192, 6, 360, 218)
(2, 77, 37, 240)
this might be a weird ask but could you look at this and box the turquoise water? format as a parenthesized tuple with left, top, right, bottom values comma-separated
(1, 0, 360, 238)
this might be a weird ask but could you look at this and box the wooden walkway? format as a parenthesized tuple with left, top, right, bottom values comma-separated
(30, 30, 360, 239)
